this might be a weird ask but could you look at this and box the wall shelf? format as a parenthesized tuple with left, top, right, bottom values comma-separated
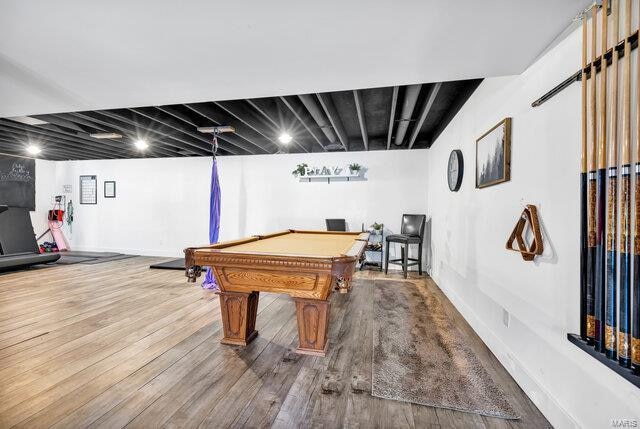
(567, 333, 640, 388)
(298, 174, 365, 184)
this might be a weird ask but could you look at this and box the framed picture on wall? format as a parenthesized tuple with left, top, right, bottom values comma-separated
(79, 175, 97, 204)
(104, 181, 116, 198)
(475, 118, 511, 189)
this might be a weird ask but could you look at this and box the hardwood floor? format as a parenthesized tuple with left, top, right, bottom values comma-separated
(0, 257, 550, 428)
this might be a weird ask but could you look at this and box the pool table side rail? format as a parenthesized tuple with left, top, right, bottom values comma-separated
(183, 232, 369, 299)
(185, 230, 369, 258)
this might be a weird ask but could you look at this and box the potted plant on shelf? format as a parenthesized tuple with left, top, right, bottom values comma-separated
(349, 163, 361, 175)
(292, 163, 308, 177)
(371, 222, 383, 235)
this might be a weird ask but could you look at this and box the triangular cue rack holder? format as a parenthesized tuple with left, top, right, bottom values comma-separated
(505, 204, 543, 261)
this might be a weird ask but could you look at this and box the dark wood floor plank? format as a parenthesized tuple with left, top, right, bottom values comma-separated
(81, 295, 281, 428)
(124, 297, 293, 428)
(0, 259, 550, 429)
(160, 300, 298, 429)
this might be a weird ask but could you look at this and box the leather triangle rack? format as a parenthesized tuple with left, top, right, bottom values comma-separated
(505, 204, 543, 261)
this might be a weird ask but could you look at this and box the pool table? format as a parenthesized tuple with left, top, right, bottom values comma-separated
(184, 230, 369, 356)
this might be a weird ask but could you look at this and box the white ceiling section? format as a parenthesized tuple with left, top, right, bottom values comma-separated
(0, 0, 589, 118)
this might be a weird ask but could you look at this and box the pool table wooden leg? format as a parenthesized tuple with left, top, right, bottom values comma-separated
(293, 297, 330, 356)
(218, 291, 259, 346)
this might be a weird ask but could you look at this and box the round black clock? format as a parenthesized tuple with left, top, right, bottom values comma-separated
(447, 149, 463, 192)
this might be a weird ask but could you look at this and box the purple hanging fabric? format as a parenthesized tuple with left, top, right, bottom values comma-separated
(202, 156, 221, 290)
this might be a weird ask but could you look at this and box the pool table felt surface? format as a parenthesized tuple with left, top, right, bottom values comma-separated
(199, 231, 365, 258)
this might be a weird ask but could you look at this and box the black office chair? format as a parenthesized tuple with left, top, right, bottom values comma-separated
(326, 219, 347, 232)
(385, 214, 426, 278)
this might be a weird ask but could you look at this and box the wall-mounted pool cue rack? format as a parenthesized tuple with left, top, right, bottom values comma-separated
(567, 0, 640, 388)
(568, 334, 640, 387)
(532, 30, 638, 108)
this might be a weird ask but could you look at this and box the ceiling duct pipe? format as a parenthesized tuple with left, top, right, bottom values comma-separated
(298, 94, 339, 145)
(393, 84, 422, 146)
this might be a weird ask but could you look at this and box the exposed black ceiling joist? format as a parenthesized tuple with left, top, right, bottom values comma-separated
(0, 79, 481, 160)
(92, 110, 211, 157)
(0, 136, 84, 160)
(408, 83, 442, 149)
(64, 112, 177, 158)
(316, 93, 349, 151)
(0, 121, 121, 159)
(154, 105, 253, 155)
(129, 107, 232, 155)
(242, 99, 312, 153)
(214, 100, 309, 154)
(183, 104, 271, 155)
(394, 84, 422, 147)
(386, 86, 399, 150)
(353, 90, 368, 151)
(297, 94, 341, 150)
(277, 96, 329, 152)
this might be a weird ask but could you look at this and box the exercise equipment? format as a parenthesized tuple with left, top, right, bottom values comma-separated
(36, 195, 70, 251)
(196, 125, 234, 290)
(0, 205, 60, 271)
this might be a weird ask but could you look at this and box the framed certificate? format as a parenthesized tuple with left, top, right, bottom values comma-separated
(104, 181, 116, 198)
(79, 175, 97, 204)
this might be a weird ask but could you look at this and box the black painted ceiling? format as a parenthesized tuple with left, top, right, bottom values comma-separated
(0, 79, 481, 160)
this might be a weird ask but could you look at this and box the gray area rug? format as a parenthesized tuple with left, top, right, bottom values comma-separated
(372, 279, 519, 420)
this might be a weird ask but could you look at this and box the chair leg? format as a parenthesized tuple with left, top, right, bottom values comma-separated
(384, 241, 390, 274)
(418, 243, 423, 276)
(402, 245, 408, 279)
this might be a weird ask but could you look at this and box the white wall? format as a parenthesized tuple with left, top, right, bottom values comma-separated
(426, 20, 640, 429)
(52, 150, 428, 258)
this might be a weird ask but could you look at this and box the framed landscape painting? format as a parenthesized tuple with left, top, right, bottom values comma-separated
(475, 117, 511, 189)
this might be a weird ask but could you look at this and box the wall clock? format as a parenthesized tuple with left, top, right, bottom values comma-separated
(447, 149, 463, 192)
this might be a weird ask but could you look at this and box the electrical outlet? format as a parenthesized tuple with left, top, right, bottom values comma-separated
(502, 309, 510, 328)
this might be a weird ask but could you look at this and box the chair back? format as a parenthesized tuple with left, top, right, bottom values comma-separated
(401, 214, 426, 238)
(325, 218, 347, 232)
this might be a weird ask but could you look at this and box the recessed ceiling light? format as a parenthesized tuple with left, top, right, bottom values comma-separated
(90, 132, 123, 139)
(9, 116, 49, 126)
(134, 139, 149, 150)
(278, 132, 292, 144)
(26, 144, 42, 155)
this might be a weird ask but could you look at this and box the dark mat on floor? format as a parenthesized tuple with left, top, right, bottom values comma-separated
(55, 255, 96, 265)
(54, 253, 137, 265)
(82, 254, 137, 264)
(61, 251, 123, 258)
(149, 258, 185, 270)
(372, 279, 519, 420)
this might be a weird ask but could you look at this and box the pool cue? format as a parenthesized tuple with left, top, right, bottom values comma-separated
(619, 0, 632, 367)
(580, 9, 589, 342)
(605, 0, 619, 360)
(586, 2, 598, 345)
(630, 0, 640, 372)
(595, 0, 608, 353)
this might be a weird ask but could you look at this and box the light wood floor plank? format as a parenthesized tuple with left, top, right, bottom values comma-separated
(0, 258, 550, 429)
